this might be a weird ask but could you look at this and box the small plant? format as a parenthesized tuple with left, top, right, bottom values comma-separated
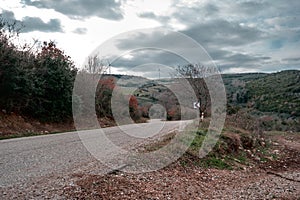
(200, 156, 233, 170)
(235, 152, 248, 164)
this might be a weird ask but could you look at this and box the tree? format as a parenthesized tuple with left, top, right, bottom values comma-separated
(176, 63, 212, 116)
(0, 16, 28, 112)
(74, 55, 111, 120)
(27, 41, 77, 121)
(129, 95, 140, 121)
(95, 76, 116, 118)
(85, 55, 110, 75)
(0, 16, 77, 122)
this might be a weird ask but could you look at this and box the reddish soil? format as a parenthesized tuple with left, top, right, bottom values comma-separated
(0, 111, 75, 138)
(0, 111, 117, 138)
(62, 132, 300, 200)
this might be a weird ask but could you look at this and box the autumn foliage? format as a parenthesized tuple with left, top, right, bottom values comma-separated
(94, 76, 146, 122)
(95, 77, 116, 119)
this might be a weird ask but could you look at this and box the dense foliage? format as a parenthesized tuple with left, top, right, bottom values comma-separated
(246, 70, 300, 116)
(0, 18, 77, 122)
(223, 71, 300, 131)
(223, 71, 300, 116)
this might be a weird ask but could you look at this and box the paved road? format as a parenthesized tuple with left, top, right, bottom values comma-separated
(0, 120, 191, 187)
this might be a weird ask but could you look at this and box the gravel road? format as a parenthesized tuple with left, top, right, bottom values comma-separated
(0, 120, 190, 187)
(0, 122, 299, 199)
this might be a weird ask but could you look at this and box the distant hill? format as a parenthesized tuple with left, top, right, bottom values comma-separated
(246, 70, 300, 116)
(104, 74, 151, 87)
(222, 73, 267, 106)
(106, 70, 300, 117)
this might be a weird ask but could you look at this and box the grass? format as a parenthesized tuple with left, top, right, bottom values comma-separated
(143, 123, 281, 170)
(199, 156, 233, 170)
(236, 152, 248, 164)
(176, 128, 234, 170)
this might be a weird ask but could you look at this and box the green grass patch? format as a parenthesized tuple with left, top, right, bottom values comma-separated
(200, 156, 233, 170)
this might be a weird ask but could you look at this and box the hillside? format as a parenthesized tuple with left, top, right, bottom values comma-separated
(222, 73, 267, 106)
(246, 70, 300, 116)
(131, 70, 300, 117)
(223, 70, 300, 132)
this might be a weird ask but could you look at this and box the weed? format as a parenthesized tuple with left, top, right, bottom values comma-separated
(200, 156, 233, 170)
(235, 152, 248, 164)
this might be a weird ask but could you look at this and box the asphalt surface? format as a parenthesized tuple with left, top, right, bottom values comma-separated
(0, 120, 191, 187)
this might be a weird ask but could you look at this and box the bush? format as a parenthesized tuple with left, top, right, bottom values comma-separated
(0, 18, 77, 122)
(95, 76, 115, 119)
(25, 41, 77, 121)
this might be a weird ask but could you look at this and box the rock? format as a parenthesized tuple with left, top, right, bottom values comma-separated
(254, 157, 261, 161)
(273, 150, 280, 154)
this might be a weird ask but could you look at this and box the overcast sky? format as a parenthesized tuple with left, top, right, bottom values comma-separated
(1, 0, 299, 77)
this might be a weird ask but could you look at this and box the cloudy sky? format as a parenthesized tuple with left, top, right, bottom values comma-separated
(0, 0, 299, 77)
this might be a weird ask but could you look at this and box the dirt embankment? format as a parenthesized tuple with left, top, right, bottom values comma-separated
(0, 110, 118, 139)
(61, 131, 300, 199)
(0, 110, 74, 138)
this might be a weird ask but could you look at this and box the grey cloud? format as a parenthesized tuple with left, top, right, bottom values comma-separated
(182, 19, 264, 47)
(172, 0, 219, 17)
(22, 17, 63, 33)
(138, 12, 170, 23)
(112, 50, 188, 79)
(137, 10, 265, 48)
(73, 27, 87, 35)
(128, 0, 300, 73)
(283, 57, 300, 62)
(115, 31, 191, 50)
(266, 0, 300, 17)
(208, 49, 231, 60)
(0, 9, 63, 33)
(138, 12, 156, 19)
(112, 49, 188, 69)
(231, 1, 270, 16)
(172, 3, 220, 24)
(281, 57, 300, 68)
(137, 2, 219, 26)
(203, 3, 219, 14)
(265, 16, 300, 32)
(226, 54, 270, 64)
(21, 0, 124, 20)
(212, 53, 272, 72)
(114, 18, 266, 70)
(111, 27, 274, 74)
(0, 9, 15, 21)
(110, 47, 276, 75)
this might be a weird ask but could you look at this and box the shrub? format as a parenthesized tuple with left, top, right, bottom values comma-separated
(0, 18, 77, 122)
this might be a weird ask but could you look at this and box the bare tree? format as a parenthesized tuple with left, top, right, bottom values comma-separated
(85, 55, 110, 75)
(176, 63, 213, 117)
(0, 15, 23, 37)
(73, 55, 111, 125)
